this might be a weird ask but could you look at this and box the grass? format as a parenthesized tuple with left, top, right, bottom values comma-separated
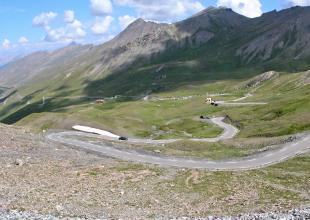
(1, 70, 306, 141)
(0, 86, 10, 95)
(138, 140, 264, 160)
(156, 153, 310, 216)
(13, 97, 224, 138)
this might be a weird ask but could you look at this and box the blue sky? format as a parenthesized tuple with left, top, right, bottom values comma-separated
(0, 0, 309, 64)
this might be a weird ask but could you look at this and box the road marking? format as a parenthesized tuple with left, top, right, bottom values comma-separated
(248, 158, 257, 162)
(280, 148, 286, 152)
(266, 153, 273, 157)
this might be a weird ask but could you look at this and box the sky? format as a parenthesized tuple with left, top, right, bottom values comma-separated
(0, 0, 310, 65)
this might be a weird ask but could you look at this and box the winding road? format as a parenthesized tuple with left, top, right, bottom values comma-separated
(46, 117, 310, 171)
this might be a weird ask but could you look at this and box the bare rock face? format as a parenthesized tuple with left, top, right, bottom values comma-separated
(303, 70, 310, 84)
(111, 18, 172, 47)
(244, 71, 280, 88)
(298, 70, 310, 86)
(0, 7, 248, 87)
(236, 6, 310, 63)
(175, 7, 248, 47)
(0, 6, 309, 90)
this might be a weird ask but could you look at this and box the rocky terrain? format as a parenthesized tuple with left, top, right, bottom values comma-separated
(244, 71, 280, 88)
(0, 123, 309, 219)
(1, 207, 309, 219)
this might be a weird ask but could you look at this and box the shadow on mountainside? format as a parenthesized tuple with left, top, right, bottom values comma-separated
(2, 7, 310, 124)
(83, 8, 310, 98)
(0, 97, 90, 124)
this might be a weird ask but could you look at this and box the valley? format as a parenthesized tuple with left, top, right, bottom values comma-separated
(0, 5, 309, 220)
(2, 70, 309, 140)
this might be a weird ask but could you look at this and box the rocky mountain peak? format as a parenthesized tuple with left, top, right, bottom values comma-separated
(68, 41, 79, 47)
(111, 18, 169, 46)
(128, 18, 146, 27)
(190, 6, 233, 18)
(175, 6, 247, 34)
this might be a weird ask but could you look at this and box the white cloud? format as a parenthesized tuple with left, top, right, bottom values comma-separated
(90, 0, 113, 16)
(33, 11, 86, 43)
(67, 19, 86, 39)
(217, 0, 262, 18)
(44, 20, 86, 43)
(64, 10, 75, 23)
(19, 37, 29, 44)
(118, 15, 137, 29)
(286, 0, 310, 6)
(2, 39, 10, 49)
(114, 0, 204, 22)
(44, 27, 65, 42)
(91, 16, 114, 35)
(32, 12, 57, 27)
(63, 10, 86, 40)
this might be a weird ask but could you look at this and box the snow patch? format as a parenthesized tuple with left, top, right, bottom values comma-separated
(72, 125, 120, 139)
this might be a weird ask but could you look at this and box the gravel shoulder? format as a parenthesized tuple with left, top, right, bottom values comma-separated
(1, 123, 310, 219)
(46, 118, 310, 170)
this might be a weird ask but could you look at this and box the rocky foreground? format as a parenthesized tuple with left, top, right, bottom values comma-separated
(0, 207, 309, 219)
(1, 123, 310, 219)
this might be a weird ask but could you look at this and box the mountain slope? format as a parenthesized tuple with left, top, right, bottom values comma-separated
(1, 6, 309, 89)
(236, 6, 310, 65)
(0, 6, 309, 125)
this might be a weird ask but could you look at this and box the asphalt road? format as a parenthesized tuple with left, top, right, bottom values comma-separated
(127, 117, 239, 144)
(217, 94, 268, 106)
(46, 117, 310, 171)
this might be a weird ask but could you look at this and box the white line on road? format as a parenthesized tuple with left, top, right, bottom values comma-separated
(248, 158, 257, 162)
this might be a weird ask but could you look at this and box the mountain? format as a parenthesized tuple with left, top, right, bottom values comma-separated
(0, 6, 309, 97)
(236, 6, 310, 65)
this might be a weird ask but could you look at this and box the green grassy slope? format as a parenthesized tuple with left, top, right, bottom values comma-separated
(1, 8, 310, 123)
(4, 70, 308, 140)
(0, 86, 10, 95)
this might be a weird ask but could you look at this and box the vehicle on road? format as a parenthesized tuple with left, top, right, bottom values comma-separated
(119, 136, 128, 141)
(95, 99, 106, 104)
(200, 116, 210, 119)
(206, 97, 219, 106)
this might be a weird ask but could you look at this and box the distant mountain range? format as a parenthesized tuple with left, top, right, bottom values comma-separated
(0, 6, 309, 96)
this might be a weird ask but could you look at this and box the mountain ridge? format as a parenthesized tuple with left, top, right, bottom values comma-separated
(0, 6, 309, 92)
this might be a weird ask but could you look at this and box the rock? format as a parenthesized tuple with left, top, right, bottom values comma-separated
(243, 71, 280, 88)
(55, 204, 64, 212)
(14, 159, 24, 166)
